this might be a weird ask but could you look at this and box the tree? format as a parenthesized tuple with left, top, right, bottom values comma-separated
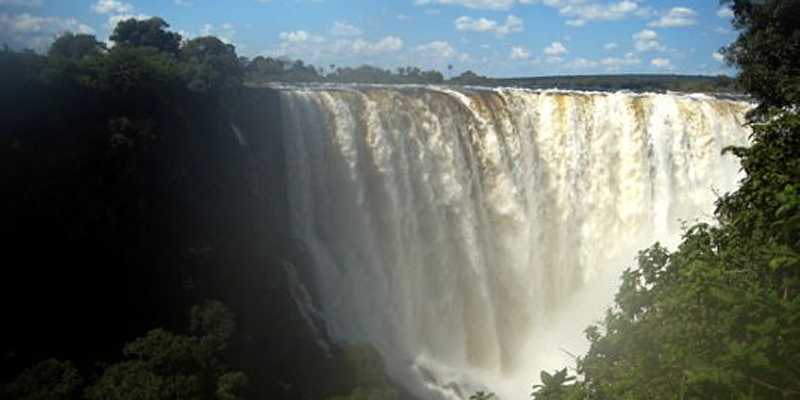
(3, 359, 83, 400)
(181, 36, 242, 93)
(48, 33, 105, 59)
(720, 0, 800, 113)
(110, 17, 182, 54)
(86, 301, 248, 400)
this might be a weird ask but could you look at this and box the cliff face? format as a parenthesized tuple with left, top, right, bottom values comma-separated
(1, 86, 345, 398)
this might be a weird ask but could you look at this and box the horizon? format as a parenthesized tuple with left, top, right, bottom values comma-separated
(0, 0, 738, 78)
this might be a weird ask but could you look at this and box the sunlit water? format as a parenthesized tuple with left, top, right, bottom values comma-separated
(276, 85, 751, 400)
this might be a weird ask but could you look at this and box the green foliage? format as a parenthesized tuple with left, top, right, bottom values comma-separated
(215, 371, 249, 400)
(48, 33, 105, 59)
(531, 369, 579, 400)
(86, 300, 248, 400)
(181, 36, 242, 93)
(110, 17, 182, 55)
(721, 0, 800, 112)
(469, 391, 496, 400)
(3, 359, 83, 400)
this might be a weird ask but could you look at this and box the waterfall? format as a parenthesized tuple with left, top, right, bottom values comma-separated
(277, 85, 751, 399)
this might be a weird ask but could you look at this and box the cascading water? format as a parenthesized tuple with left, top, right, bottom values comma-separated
(277, 85, 751, 400)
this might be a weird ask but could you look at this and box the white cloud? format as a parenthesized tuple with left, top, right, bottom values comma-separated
(415, 0, 514, 10)
(509, 45, 530, 59)
(633, 29, 665, 52)
(418, 0, 651, 26)
(573, 57, 598, 68)
(416, 40, 459, 58)
(558, 0, 646, 27)
(0, 0, 43, 6)
(356, 36, 403, 52)
(717, 6, 734, 18)
(712, 52, 725, 62)
(455, 16, 497, 31)
(331, 21, 362, 37)
(600, 52, 641, 70)
(107, 14, 149, 29)
(543, 41, 567, 55)
(200, 22, 237, 44)
(280, 30, 325, 42)
(92, 0, 134, 14)
(651, 58, 671, 68)
(0, 13, 94, 52)
(648, 6, 696, 27)
(454, 14, 523, 36)
(604, 42, 617, 50)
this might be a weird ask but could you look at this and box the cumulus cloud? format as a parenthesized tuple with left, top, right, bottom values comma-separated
(712, 52, 725, 62)
(280, 30, 326, 42)
(600, 52, 641, 70)
(415, 0, 514, 10)
(353, 36, 403, 52)
(200, 22, 237, 44)
(557, 0, 647, 27)
(543, 41, 567, 55)
(633, 29, 665, 52)
(509, 45, 530, 59)
(454, 14, 523, 36)
(648, 6, 697, 27)
(0, 13, 95, 52)
(416, 40, 459, 58)
(107, 14, 150, 29)
(418, 0, 652, 27)
(331, 21, 362, 37)
(92, 0, 134, 14)
(572, 58, 598, 68)
(604, 42, 617, 50)
(717, 6, 734, 18)
(650, 58, 671, 68)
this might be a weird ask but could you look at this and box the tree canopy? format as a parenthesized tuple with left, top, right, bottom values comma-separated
(110, 17, 182, 55)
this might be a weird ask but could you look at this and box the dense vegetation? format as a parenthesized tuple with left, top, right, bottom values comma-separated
(530, 1, 800, 398)
(0, 16, 406, 400)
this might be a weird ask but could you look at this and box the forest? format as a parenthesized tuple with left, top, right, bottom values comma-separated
(0, 0, 798, 399)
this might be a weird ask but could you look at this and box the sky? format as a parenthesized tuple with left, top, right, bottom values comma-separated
(0, 0, 739, 77)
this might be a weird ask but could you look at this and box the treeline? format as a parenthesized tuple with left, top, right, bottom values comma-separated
(495, 74, 738, 93)
(528, 0, 799, 398)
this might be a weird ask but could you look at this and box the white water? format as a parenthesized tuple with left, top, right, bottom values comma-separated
(277, 86, 751, 399)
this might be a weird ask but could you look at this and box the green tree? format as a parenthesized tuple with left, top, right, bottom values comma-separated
(181, 36, 242, 93)
(86, 300, 248, 400)
(3, 359, 83, 400)
(110, 17, 182, 54)
(720, 0, 800, 113)
(48, 33, 105, 59)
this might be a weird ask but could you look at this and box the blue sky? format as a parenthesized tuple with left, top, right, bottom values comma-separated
(0, 0, 738, 77)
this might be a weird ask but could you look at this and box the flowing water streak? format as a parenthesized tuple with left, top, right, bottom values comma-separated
(278, 85, 751, 399)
